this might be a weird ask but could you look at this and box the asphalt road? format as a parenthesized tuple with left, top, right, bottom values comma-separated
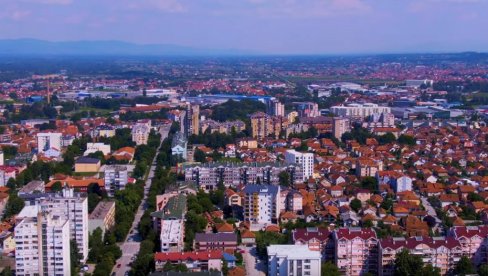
(111, 140, 161, 276)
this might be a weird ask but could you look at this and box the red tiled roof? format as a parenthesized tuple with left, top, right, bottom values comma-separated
(154, 250, 223, 262)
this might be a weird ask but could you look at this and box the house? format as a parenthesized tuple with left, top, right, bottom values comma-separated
(241, 230, 256, 246)
(154, 251, 223, 272)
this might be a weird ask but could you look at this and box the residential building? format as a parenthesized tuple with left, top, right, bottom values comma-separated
(379, 236, 463, 276)
(330, 103, 391, 118)
(285, 149, 314, 181)
(151, 194, 187, 252)
(250, 112, 287, 140)
(334, 227, 378, 276)
(18, 180, 45, 198)
(92, 125, 116, 138)
(267, 98, 285, 117)
(449, 225, 488, 266)
(293, 102, 320, 118)
(74, 156, 101, 173)
(132, 119, 152, 145)
(37, 132, 62, 153)
(171, 131, 188, 160)
(154, 251, 223, 272)
(194, 233, 238, 252)
(21, 187, 90, 262)
(104, 165, 129, 197)
(184, 162, 303, 191)
(186, 104, 200, 137)
(200, 119, 246, 135)
(15, 212, 71, 276)
(267, 244, 321, 276)
(243, 184, 281, 224)
(292, 227, 334, 261)
(88, 200, 116, 235)
(332, 117, 350, 139)
(84, 143, 111, 156)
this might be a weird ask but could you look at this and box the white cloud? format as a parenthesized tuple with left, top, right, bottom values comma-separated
(126, 0, 186, 13)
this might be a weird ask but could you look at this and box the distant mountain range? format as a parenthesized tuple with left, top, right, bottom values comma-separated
(0, 39, 256, 56)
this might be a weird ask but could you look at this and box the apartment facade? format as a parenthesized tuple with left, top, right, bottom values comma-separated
(292, 227, 335, 261)
(243, 184, 281, 224)
(449, 225, 488, 266)
(38, 188, 89, 262)
(334, 227, 379, 276)
(332, 117, 350, 139)
(151, 194, 187, 252)
(184, 162, 303, 191)
(15, 212, 71, 276)
(186, 103, 200, 136)
(250, 112, 288, 140)
(267, 244, 321, 276)
(200, 119, 246, 135)
(379, 236, 463, 276)
(331, 103, 391, 118)
(37, 132, 62, 153)
(88, 200, 116, 235)
(132, 119, 152, 145)
(104, 165, 129, 197)
(285, 149, 314, 181)
(194, 233, 238, 252)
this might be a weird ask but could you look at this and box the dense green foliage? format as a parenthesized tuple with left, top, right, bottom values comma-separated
(88, 228, 122, 276)
(211, 99, 266, 122)
(394, 249, 441, 276)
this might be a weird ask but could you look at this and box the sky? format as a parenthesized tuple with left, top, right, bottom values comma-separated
(0, 0, 487, 54)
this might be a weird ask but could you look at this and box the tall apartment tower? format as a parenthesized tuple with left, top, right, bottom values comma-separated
(332, 117, 350, 140)
(267, 98, 285, 117)
(15, 212, 71, 276)
(186, 104, 200, 137)
(22, 187, 89, 262)
(285, 149, 314, 181)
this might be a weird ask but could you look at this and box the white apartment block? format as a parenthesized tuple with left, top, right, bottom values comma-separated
(330, 103, 391, 118)
(15, 212, 71, 276)
(37, 132, 62, 153)
(132, 120, 152, 145)
(150, 194, 187, 252)
(285, 150, 314, 181)
(243, 185, 281, 224)
(36, 187, 89, 262)
(84, 143, 111, 156)
(184, 162, 303, 191)
(104, 165, 129, 197)
(267, 244, 321, 276)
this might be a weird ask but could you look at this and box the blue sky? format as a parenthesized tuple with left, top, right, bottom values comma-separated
(0, 0, 487, 54)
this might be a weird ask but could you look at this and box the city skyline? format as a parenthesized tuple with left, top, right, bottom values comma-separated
(0, 0, 487, 54)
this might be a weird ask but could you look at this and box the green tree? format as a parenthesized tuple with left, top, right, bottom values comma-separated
(2, 194, 25, 220)
(350, 198, 362, 212)
(398, 134, 416, 146)
(394, 249, 423, 276)
(360, 177, 378, 192)
(70, 239, 81, 276)
(421, 264, 441, 276)
(453, 256, 475, 276)
(321, 261, 340, 276)
(278, 171, 290, 187)
(51, 181, 63, 192)
(479, 264, 488, 276)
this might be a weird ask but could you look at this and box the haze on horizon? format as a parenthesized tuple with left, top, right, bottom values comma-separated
(0, 0, 487, 55)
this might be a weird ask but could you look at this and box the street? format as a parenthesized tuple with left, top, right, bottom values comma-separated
(111, 139, 162, 276)
(239, 246, 266, 276)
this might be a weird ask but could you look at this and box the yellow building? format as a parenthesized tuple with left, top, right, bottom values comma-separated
(74, 157, 101, 173)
